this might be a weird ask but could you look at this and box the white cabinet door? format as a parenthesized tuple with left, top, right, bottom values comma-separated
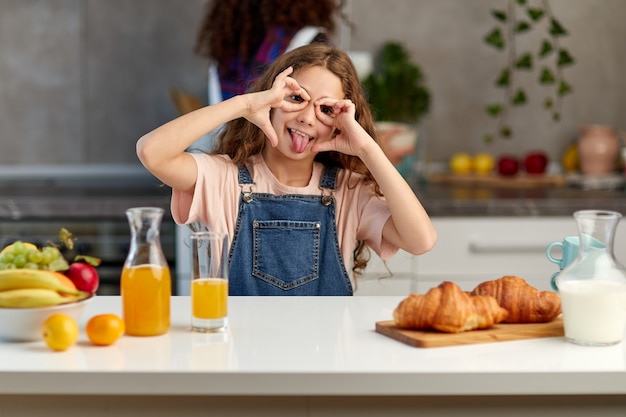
(357, 216, 626, 295)
(415, 217, 578, 291)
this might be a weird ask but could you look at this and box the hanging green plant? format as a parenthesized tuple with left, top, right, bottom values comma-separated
(482, 0, 575, 143)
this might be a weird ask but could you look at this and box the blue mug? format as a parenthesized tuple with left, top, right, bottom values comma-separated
(546, 236, 580, 270)
(546, 235, 605, 291)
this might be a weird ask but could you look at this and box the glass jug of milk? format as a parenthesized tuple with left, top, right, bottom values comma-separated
(556, 210, 626, 346)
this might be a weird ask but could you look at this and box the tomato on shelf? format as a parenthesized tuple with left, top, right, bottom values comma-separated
(523, 151, 549, 175)
(497, 155, 520, 177)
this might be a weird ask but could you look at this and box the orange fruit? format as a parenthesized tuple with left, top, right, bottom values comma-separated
(42, 313, 79, 351)
(86, 314, 125, 346)
(51, 271, 78, 292)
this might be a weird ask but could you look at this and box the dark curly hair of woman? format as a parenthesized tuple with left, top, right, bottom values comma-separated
(194, 0, 341, 65)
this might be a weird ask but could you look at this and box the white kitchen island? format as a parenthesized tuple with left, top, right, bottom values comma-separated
(1, 296, 626, 416)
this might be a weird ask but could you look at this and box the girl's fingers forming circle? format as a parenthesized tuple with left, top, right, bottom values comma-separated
(315, 98, 355, 126)
(314, 103, 336, 126)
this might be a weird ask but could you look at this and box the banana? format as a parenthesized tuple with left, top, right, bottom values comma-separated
(0, 269, 80, 295)
(0, 288, 87, 308)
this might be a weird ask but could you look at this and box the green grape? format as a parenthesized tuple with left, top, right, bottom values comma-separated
(13, 254, 27, 268)
(48, 247, 62, 259)
(0, 262, 7, 270)
(1, 252, 15, 264)
(41, 246, 61, 263)
(24, 262, 39, 269)
(40, 249, 54, 265)
(11, 241, 25, 255)
(48, 257, 69, 271)
(27, 249, 43, 264)
(39, 246, 68, 271)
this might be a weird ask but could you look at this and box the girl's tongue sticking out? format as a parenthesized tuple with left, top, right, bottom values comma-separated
(289, 128, 312, 153)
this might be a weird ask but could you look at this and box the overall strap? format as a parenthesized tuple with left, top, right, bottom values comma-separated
(319, 166, 339, 206)
(319, 166, 339, 191)
(237, 165, 254, 185)
(238, 165, 255, 203)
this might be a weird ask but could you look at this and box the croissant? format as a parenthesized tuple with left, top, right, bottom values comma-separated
(471, 275, 561, 323)
(393, 281, 508, 333)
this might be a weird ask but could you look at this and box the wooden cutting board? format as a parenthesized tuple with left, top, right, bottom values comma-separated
(428, 173, 566, 188)
(375, 317, 564, 348)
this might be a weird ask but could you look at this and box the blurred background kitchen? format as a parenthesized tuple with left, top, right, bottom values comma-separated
(1, 0, 625, 295)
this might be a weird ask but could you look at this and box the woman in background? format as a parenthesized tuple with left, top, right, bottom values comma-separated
(194, 0, 343, 104)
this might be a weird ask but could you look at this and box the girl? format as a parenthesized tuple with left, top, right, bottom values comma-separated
(137, 44, 437, 296)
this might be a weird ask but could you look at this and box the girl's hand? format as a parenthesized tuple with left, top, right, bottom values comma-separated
(242, 67, 310, 147)
(311, 98, 375, 157)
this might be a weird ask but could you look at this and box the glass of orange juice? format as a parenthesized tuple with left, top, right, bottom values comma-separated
(190, 231, 229, 332)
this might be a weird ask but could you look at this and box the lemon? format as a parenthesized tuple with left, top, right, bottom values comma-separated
(41, 313, 79, 352)
(449, 152, 473, 175)
(472, 152, 495, 175)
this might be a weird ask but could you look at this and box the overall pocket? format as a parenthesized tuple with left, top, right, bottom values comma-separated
(252, 220, 320, 290)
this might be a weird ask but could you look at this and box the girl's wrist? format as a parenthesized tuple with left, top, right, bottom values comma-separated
(231, 94, 251, 118)
(357, 140, 385, 164)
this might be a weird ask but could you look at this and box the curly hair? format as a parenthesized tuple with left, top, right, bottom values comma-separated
(195, 0, 340, 65)
(212, 44, 382, 278)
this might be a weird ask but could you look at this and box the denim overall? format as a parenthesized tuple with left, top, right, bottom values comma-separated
(228, 165, 353, 296)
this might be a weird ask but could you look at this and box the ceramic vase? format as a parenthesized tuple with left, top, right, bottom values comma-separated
(577, 125, 621, 176)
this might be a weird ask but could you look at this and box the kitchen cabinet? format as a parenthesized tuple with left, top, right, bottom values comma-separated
(356, 216, 626, 295)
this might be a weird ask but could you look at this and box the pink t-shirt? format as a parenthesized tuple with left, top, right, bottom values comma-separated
(171, 153, 397, 283)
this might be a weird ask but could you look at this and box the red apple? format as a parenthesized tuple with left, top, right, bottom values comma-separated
(523, 151, 549, 175)
(65, 262, 100, 294)
(497, 155, 520, 177)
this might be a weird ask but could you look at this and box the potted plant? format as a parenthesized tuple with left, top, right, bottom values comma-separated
(362, 41, 431, 176)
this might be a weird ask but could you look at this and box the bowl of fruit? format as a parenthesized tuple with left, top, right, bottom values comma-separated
(0, 236, 100, 342)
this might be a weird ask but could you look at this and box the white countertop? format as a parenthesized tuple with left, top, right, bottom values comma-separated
(1, 296, 626, 397)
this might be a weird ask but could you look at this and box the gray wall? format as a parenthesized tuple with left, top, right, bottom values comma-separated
(0, 0, 206, 165)
(348, 0, 626, 166)
(1, 0, 625, 167)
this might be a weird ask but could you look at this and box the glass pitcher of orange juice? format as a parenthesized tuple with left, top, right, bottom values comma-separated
(121, 207, 171, 336)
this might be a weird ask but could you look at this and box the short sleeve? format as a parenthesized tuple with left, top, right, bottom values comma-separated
(170, 153, 239, 238)
(334, 171, 398, 265)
